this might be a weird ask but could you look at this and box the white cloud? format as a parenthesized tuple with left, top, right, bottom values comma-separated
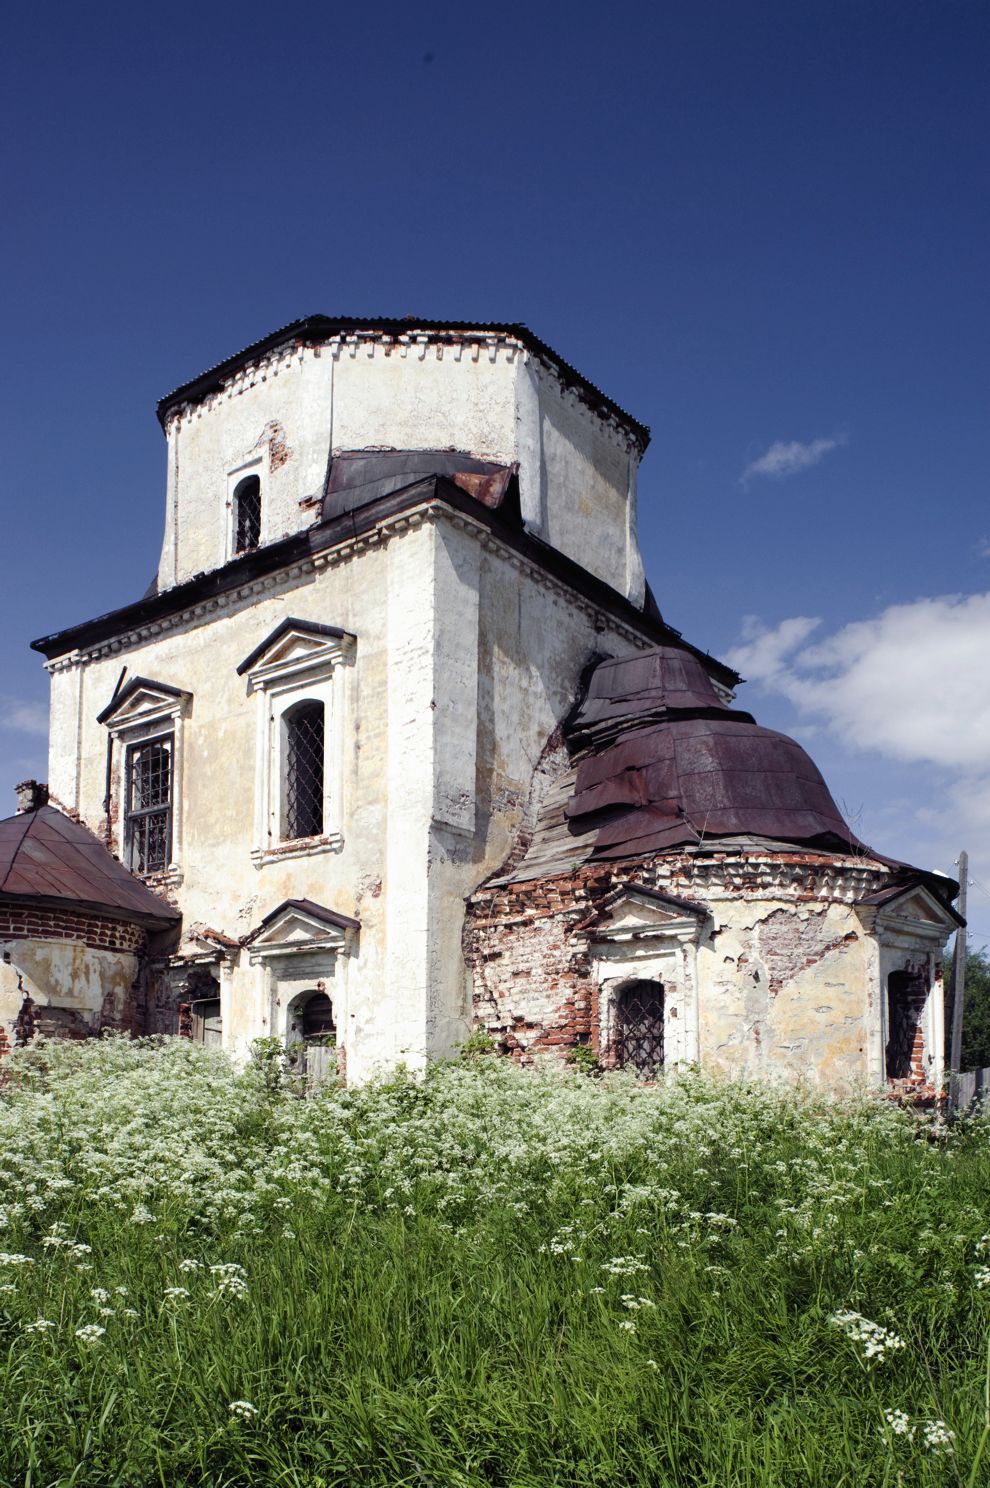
(728, 593, 990, 940)
(740, 435, 845, 485)
(0, 698, 48, 737)
(728, 594, 990, 770)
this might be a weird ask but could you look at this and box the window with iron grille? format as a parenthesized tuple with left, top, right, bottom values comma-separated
(125, 736, 173, 875)
(234, 475, 261, 554)
(284, 700, 324, 839)
(614, 980, 665, 1077)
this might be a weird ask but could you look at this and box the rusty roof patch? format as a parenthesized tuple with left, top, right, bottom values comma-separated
(0, 807, 179, 927)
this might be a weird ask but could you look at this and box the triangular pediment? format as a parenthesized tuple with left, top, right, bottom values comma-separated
(244, 898, 359, 958)
(591, 884, 708, 942)
(875, 885, 960, 931)
(97, 676, 190, 727)
(237, 619, 356, 681)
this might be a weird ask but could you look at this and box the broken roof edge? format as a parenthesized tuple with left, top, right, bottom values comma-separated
(31, 476, 741, 690)
(154, 315, 651, 451)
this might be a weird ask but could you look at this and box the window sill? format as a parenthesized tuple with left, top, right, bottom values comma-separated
(139, 867, 184, 889)
(251, 834, 343, 868)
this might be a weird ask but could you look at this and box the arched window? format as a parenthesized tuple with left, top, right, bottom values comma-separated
(233, 475, 261, 554)
(614, 980, 665, 1077)
(283, 700, 324, 839)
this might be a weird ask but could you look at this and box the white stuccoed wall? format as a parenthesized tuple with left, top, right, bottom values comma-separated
(46, 499, 651, 1078)
(156, 331, 646, 604)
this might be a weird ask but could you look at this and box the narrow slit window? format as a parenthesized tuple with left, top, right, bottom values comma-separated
(234, 475, 261, 554)
(284, 700, 324, 840)
(125, 737, 172, 874)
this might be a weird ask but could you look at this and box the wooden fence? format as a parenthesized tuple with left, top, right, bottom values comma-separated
(951, 1066, 990, 1112)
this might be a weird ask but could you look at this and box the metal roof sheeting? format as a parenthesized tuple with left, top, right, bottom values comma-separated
(0, 807, 179, 926)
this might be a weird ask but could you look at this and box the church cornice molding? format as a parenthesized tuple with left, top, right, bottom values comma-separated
(39, 496, 681, 672)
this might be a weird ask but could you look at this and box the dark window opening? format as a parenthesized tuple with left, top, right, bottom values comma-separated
(614, 980, 665, 1077)
(125, 736, 172, 874)
(885, 968, 926, 1080)
(234, 475, 261, 554)
(301, 991, 336, 1043)
(284, 700, 324, 840)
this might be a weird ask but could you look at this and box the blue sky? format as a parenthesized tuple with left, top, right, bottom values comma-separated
(2, 0, 988, 941)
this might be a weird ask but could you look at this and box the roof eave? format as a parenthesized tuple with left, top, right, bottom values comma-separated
(154, 315, 651, 451)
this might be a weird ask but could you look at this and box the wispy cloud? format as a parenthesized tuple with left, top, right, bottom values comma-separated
(740, 435, 845, 486)
(0, 698, 48, 737)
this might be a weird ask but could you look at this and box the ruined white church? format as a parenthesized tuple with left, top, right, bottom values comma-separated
(0, 317, 961, 1091)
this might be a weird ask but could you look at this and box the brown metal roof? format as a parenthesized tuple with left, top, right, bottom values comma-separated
(0, 807, 179, 927)
(155, 316, 651, 450)
(563, 647, 871, 859)
(323, 450, 519, 523)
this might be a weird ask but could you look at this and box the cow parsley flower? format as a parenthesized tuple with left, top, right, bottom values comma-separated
(75, 1324, 106, 1346)
(829, 1309, 905, 1366)
(920, 1419, 954, 1454)
(229, 1400, 258, 1421)
(23, 1318, 56, 1333)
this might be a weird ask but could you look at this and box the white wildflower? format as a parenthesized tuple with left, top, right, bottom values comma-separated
(163, 1286, 190, 1301)
(90, 1288, 110, 1303)
(23, 1318, 56, 1333)
(883, 1408, 912, 1437)
(129, 1204, 154, 1225)
(829, 1309, 906, 1366)
(229, 1400, 258, 1421)
(0, 1252, 34, 1267)
(74, 1324, 106, 1346)
(920, 1419, 955, 1454)
(617, 1319, 636, 1333)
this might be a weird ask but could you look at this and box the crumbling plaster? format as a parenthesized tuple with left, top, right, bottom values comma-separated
(466, 849, 950, 1093)
(1, 939, 140, 1039)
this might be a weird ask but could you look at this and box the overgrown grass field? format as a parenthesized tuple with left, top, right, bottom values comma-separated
(1, 1037, 988, 1487)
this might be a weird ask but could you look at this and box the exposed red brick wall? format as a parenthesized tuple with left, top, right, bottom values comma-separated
(465, 863, 625, 1062)
(0, 904, 146, 955)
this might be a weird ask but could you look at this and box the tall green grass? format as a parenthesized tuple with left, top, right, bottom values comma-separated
(0, 1036, 988, 1487)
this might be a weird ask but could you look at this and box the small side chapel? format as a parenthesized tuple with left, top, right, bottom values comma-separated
(0, 316, 961, 1092)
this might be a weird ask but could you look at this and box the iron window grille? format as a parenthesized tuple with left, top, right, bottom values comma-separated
(613, 980, 665, 1077)
(234, 475, 261, 554)
(284, 700, 325, 840)
(125, 736, 173, 875)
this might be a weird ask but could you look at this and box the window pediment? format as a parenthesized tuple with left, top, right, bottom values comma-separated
(591, 884, 708, 945)
(856, 881, 961, 939)
(244, 899, 359, 961)
(237, 619, 355, 690)
(97, 677, 191, 731)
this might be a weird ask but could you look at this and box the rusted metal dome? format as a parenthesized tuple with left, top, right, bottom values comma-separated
(564, 646, 868, 860)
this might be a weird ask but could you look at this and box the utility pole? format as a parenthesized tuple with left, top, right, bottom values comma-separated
(949, 849, 968, 1113)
